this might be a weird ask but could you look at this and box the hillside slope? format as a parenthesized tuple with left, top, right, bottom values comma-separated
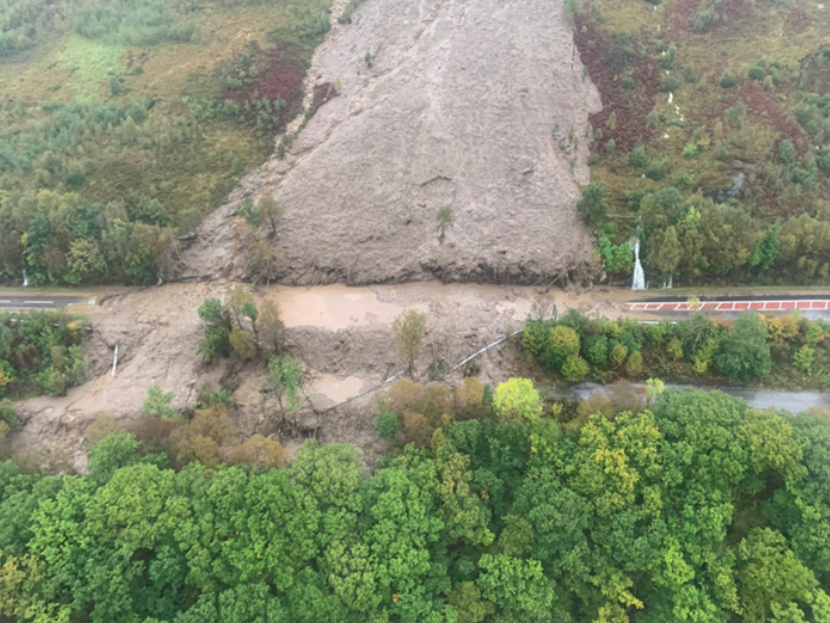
(177, 0, 601, 285)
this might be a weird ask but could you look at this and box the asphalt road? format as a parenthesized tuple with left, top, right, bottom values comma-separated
(0, 295, 90, 310)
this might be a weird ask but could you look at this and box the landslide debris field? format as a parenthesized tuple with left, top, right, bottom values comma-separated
(177, 0, 601, 285)
(11, 283, 624, 472)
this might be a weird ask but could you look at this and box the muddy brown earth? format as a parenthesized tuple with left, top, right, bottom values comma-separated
(174, 0, 601, 285)
(11, 0, 611, 471)
(10, 282, 625, 472)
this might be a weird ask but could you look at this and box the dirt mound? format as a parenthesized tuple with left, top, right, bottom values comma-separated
(174, 0, 601, 286)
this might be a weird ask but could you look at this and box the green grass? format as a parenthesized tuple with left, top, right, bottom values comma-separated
(58, 36, 124, 100)
(0, 0, 334, 286)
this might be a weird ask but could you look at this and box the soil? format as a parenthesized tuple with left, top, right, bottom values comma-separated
(10, 282, 628, 472)
(173, 0, 602, 286)
(10, 0, 615, 472)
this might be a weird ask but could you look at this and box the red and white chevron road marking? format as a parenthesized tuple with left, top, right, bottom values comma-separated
(628, 300, 830, 312)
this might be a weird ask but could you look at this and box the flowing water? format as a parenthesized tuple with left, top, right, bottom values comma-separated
(563, 382, 830, 413)
(631, 238, 646, 290)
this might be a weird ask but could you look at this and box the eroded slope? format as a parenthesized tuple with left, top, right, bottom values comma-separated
(176, 0, 601, 285)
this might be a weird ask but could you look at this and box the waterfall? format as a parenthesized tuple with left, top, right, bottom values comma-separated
(631, 238, 646, 290)
(22, 268, 29, 287)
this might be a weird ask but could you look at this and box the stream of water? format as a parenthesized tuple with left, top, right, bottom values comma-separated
(562, 382, 830, 413)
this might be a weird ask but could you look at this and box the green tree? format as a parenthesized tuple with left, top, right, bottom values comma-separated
(647, 226, 681, 282)
(493, 378, 544, 421)
(392, 309, 427, 375)
(715, 313, 772, 381)
(577, 182, 608, 229)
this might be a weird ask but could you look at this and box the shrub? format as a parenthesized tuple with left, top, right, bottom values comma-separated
(621, 76, 636, 90)
(778, 140, 795, 164)
(714, 313, 771, 381)
(585, 335, 609, 368)
(624, 351, 644, 378)
(660, 76, 680, 93)
(794, 345, 815, 374)
(682, 66, 698, 83)
(748, 66, 766, 81)
(0, 400, 18, 428)
(562, 355, 590, 382)
(609, 344, 629, 368)
(576, 182, 608, 229)
(493, 378, 544, 421)
(606, 139, 616, 155)
(549, 326, 581, 360)
(629, 142, 649, 169)
(720, 72, 736, 89)
(645, 158, 670, 181)
(522, 321, 551, 357)
(683, 141, 699, 158)
(374, 411, 401, 439)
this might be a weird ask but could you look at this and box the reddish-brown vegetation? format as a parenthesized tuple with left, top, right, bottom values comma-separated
(667, 0, 703, 35)
(225, 43, 305, 130)
(574, 16, 660, 151)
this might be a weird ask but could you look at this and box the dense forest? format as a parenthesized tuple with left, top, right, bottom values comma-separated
(573, 0, 830, 286)
(0, 311, 85, 400)
(2, 383, 830, 622)
(0, 0, 333, 285)
(523, 309, 830, 389)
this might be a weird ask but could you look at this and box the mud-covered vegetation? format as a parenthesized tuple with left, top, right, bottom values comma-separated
(0, 0, 333, 285)
(4, 383, 830, 622)
(524, 309, 830, 389)
(574, 0, 830, 286)
(0, 311, 85, 401)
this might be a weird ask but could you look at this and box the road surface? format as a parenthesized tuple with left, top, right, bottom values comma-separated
(628, 294, 830, 319)
(0, 295, 91, 310)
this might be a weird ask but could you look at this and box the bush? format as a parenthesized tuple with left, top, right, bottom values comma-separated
(645, 158, 670, 181)
(585, 335, 609, 368)
(374, 411, 400, 439)
(609, 343, 629, 368)
(714, 313, 771, 381)
(682, 66, 698, 83)
(621, 76, 636, 90)
(683, 141, 699, 158)
(624, 351, 644, 377)
(720, 72, 736, 89)
(562, 355, 590, 382)
(660, 76, 680, 93)
(629, 142, 649, 169)
(794, 346, 815, 374)
(576, 182, 608, 229)
(0, 400, 18, 428)
(779, 140, 795, 164)
(493, 378, 544, 421)
(748, 66, 766, 81)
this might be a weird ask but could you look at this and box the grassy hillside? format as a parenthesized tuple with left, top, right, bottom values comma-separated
(575, 0, 830, 286)
(0, 0, 332, 286)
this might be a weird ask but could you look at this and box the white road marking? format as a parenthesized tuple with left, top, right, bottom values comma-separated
(23, 301, 53, 305)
